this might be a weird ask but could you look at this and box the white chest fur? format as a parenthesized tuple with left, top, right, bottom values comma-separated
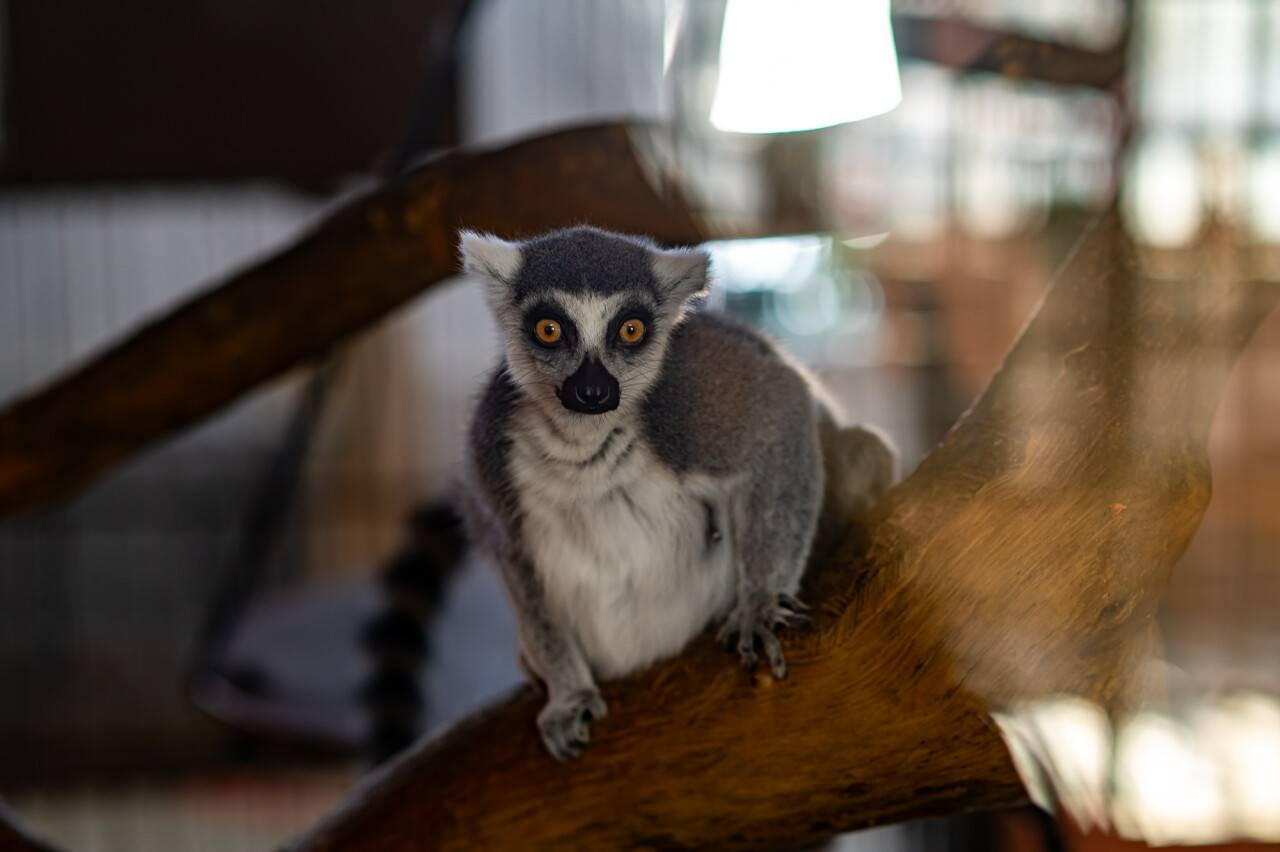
(508, 408, 736, 679)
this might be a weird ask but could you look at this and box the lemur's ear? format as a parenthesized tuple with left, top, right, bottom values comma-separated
(651, 246, 710, 304)
(459, 231, 522, 300)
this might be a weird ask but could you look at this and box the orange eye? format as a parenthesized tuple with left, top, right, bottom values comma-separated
(535, 319, 561, 344)
(618, 318, 646, 345)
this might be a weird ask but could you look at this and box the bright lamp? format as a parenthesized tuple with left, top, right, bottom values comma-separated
(710, 0, 902, 134)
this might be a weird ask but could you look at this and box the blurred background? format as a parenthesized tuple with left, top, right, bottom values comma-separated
(0, 0, 1278, 850)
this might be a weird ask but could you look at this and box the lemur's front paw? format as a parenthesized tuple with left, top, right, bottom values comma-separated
(717, 593, 811, 680)
(537, 688, 607, 761)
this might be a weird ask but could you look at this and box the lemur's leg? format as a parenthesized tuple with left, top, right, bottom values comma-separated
(500, 552, 605, 760)
(717, 428, 824, 680)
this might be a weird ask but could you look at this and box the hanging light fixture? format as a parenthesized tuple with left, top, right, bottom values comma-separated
(710, 0, 902, 134)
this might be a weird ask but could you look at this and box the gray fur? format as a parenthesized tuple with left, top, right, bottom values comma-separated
(515, 227, 661, 300)
(460, 226, 896, 760)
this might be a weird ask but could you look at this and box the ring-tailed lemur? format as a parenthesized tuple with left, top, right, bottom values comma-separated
(460, 226, 896, 760)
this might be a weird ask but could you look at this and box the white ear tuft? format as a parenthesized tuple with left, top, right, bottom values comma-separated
(459, 230, 523, 286)
(651, 246, 710, 303)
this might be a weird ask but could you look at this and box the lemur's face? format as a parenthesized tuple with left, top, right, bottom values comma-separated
(460, 227, 710, 418)
(515, 291, 657, 415)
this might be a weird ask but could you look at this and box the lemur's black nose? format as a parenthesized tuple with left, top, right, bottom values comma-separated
(561, 358, 620, 415)
(575, 382, 609, 406)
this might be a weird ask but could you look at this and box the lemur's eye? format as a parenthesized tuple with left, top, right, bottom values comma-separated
(534, 319, 562, 345)
(618, 318, 646, 345)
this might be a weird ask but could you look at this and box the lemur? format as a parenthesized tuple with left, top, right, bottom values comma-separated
(460, 226, 896, 760)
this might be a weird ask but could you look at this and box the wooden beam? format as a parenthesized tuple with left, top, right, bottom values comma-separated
(0, 123, 706, 520)
(287, 216, 1278, 850)
(893, 16, 1129, 90)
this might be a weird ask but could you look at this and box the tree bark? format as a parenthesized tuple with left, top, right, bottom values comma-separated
(287, 217, 1278, 851)
(0, 123, 706, 520)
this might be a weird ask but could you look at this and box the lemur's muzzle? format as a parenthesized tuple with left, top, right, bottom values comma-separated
(560, 357, 619, 415)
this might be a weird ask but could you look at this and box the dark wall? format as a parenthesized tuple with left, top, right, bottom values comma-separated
(3, 1, 439, 182)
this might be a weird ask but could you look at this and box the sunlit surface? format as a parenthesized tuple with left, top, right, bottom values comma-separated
(997, 694, 1280, 846)
(710, 0, 902, 134)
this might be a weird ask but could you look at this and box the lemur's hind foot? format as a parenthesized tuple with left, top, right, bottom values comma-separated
(716, 593, 812, 679)
(822, 423, 898, 518)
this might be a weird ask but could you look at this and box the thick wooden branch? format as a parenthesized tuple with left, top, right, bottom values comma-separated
(0, 123, 706, 520)
(288, 217, 1278, 851)
(893, 16, 1129, 90)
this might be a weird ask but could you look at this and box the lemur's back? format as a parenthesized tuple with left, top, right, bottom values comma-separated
(643, 311, 823, 478)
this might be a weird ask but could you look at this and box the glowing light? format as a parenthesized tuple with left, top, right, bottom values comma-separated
(772, 275, 841, 336)
(996, 698, 1111, 832)
(1123, 132, 1203, 247)
(841, 232, 890, 250)
(957, 153, 1026, 239)
(1113, 713, 1227, 845)
(705, 235, 826, 293)
(1248, 139, 1280, 244)
(995, 694, 1280, 845)
(710, 0, 902, 134)
(1195, 694, 1280, 839)
(993, 711, 1058, 814)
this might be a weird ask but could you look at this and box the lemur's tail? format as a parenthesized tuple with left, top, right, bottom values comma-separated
(358, 501, 467, 765)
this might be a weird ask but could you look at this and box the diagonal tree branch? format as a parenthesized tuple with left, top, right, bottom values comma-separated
(286, 217, 1279, 851)
(0, 123, 707, 521)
